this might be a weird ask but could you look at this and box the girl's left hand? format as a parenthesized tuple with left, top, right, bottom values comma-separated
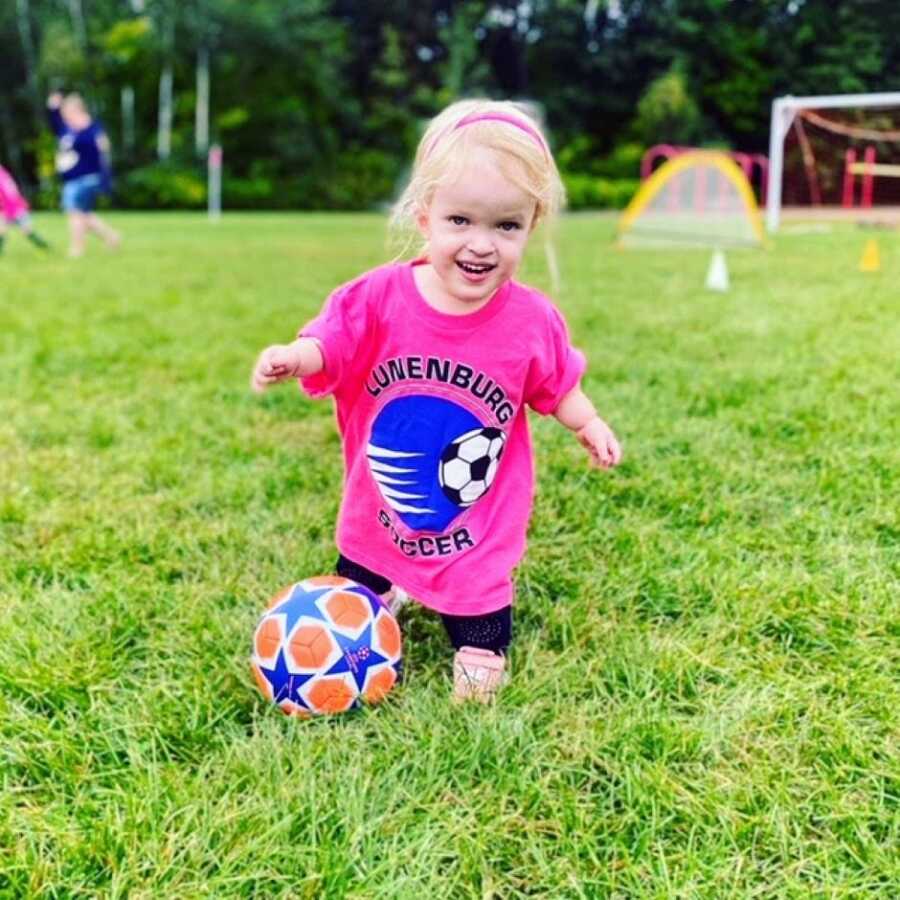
(576, 417, 622, 469)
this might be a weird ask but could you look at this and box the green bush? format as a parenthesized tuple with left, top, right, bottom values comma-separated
(592, 143, 645, 179)
(557, 139, 645, 179)
(107, 151, 401, 211)
(317, 148, 403, 210)
(556, 139, 643, 209)
(32, 182, 60, 211)
(221, 174, 278, 209)
(35, 160, 636, 213)
(116, 163, 206, 210)
(562, 172, 640, 210)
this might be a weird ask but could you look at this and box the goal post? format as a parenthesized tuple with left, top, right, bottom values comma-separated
(766, 91, 900, 232)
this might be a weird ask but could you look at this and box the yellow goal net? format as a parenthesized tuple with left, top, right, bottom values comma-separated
(618, 150, 765, 248)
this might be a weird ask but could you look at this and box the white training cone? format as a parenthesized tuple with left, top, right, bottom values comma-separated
(705, 248, 730, 292)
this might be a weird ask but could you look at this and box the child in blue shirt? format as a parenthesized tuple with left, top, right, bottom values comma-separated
(47, 92, 120, 258)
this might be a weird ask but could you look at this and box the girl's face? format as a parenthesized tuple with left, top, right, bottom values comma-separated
(417, 148, 537, 313)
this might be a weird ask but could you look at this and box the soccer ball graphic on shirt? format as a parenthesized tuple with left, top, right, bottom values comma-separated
(367, 395, 509, 532)
(251, 576, 402, 717)
(439, 426, 507, 507)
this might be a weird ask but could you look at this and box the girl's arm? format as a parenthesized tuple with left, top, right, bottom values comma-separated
(251, 337, 324, 393)
(554, 383, 622, 469)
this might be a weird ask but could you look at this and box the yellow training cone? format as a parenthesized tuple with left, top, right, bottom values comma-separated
(859, 238, 881, 273)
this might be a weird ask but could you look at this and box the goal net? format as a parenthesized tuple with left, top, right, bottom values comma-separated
(618, 151, 765, 249)
(767, 93, 900, 231)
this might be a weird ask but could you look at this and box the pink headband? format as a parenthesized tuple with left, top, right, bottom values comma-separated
(424, 111, 549, 159)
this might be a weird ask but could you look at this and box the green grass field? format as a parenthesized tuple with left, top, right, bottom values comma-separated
(2, 212, 898, 898)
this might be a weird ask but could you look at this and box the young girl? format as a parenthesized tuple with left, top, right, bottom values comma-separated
(46, 92, 120, 258)
(0, 164, 50, 255)
(251, 99, 622, 702)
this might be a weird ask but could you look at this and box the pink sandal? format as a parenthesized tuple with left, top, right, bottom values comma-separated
(453, 646, 506, 703)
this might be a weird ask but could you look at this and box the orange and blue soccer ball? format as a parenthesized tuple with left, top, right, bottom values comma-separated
(251, 575, 402, 717)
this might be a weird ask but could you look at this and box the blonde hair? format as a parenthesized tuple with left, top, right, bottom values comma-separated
(391, 99, 566, 248)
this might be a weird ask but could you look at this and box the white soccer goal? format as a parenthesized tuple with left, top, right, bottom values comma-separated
(767, 92, 900, 232)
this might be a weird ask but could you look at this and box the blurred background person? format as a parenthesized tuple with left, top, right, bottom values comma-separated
(47, 92, 120, 258)
(0, 163, 50, 256)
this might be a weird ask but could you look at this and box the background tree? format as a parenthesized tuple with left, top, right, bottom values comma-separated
(631, 62, 708, 147)
(5, 0, 900, 208)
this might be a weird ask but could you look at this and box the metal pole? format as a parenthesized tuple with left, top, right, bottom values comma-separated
(157, 64, 173, 160)
(195, 46, 210, 156)
(208, 144, 222, 221)
(843, 149, 857, 208)
(766, 98, 793, 233)
(862, 145, 876, 208)
(121, 85, 135, 153)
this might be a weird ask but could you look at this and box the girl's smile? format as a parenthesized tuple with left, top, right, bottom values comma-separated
(456, 260, 496, 281)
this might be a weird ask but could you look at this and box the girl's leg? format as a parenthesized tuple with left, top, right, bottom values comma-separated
(68, 212, 87, 257)
(26, 230, 49, 249)
(442, 607, 512, 703)
(18, 219, 49, 249)
(85, 213, 120, 248)
(440, 607, 512, 655)
(335, 554, 395, 606)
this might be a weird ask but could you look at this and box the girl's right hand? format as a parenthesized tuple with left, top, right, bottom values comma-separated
(251, 343, 303, 393)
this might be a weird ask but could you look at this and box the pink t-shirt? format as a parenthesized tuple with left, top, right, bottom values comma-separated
(0, 166, 29, 222)
(299, 260, 585, 615)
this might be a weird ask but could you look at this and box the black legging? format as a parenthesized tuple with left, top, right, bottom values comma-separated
(336, 554, 512, 654)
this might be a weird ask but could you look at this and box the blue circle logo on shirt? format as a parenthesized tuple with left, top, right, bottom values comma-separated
(367, 395, 491, 532)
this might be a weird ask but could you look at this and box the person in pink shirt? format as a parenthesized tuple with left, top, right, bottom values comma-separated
(251, 99, 622, 702)
(0, 164, 49, 255)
